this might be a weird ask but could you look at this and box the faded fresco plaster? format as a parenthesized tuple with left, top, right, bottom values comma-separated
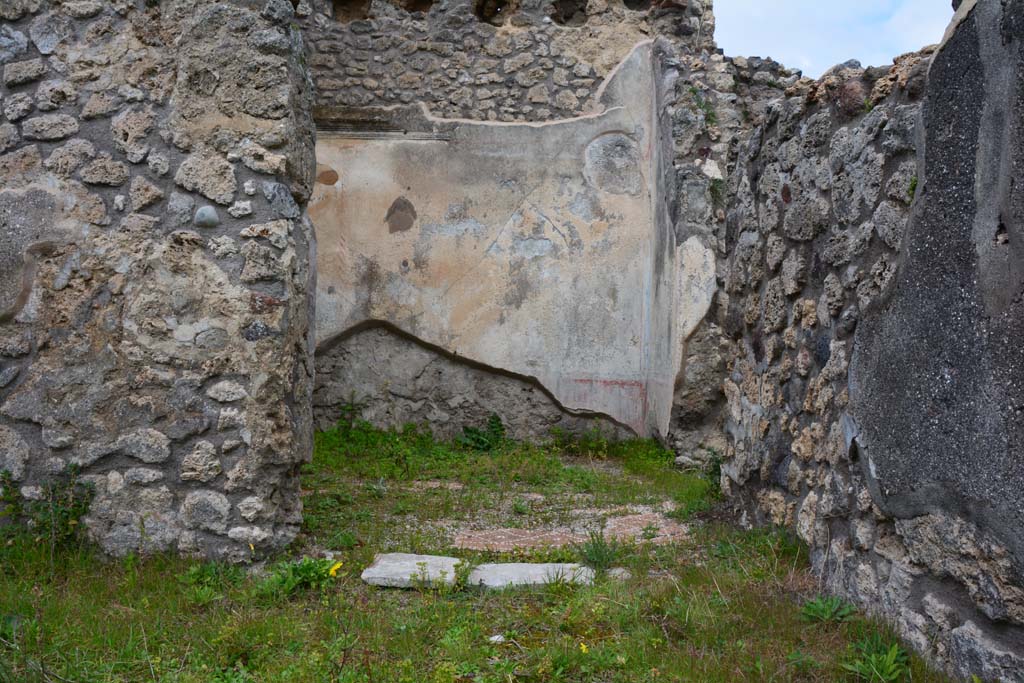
(310, 42, 715, 437)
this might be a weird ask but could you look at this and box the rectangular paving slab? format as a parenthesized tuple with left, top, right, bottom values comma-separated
(467, 563, 595, 589)
(360, 553, 464, 588)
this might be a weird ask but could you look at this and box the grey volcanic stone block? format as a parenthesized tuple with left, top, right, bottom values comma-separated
(467, 563, 594, 589)
(360, 553, 463, 588)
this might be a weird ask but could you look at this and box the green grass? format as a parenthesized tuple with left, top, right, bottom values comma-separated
(0, 421, 954, 682)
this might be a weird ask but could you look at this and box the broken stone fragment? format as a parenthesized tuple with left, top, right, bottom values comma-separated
(872, 200, 905, 250)
(180, 490, 230, 534)
(765, 234, 785, 272)
(554, 89, 579, 110)
(0, 425, 30, 480)
(40, 426, 74, 449)
(240, 241, 283, 282)
(35, 79, 77, 111)
(240, 219, 290, 249)
(3, 93, 34, 122)
(79, 153, 129, 186)
(237, 496, 264, 521)
(180, 441, 222, 483)
(167, 192, 195, 226)
(0, 366, 19, 388)
(28, 12, 73, 55)
(111, 106, 155, 163)
(235, 138, 287, 175)
(227, 526, 272, 545)
(261, 181, 299, 218)
(0, 145, 42, 187)
(468, 563, 595, 589)
(3, 58, 47, 87)
(781, 249, 807, 296)
(527, 83, 549, 104)
(0, 124, 18, 154)
(0, 0, 33, 21)
(217, 407, 244, 431)
(206, 380, 248, 403)
(208, 236, 238, 258)
(81, 91, 120, 119)
(71, 440, 118, 467)
(260, 0, 295, 24)
(242, 319, 274, 341)
(62, 1, 103, 19)
(118, 428, 171, 463)
(123, 468, 164, 486)
(175, 148, 236, 205)
(361, 553, 463, 588)
(147, 152, 169, 177)
(129, 175, 164, 212)
(228, 200, 252, 218)
(0, 26, 28, 65)
(248, 28, 291, 57)
(21, 113, 79, 141)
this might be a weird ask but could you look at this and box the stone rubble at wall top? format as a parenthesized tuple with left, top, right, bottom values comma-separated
(0, 0, 316, 563)
(304, 0, 717, 122)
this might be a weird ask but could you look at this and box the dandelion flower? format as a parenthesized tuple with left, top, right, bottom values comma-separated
(579, 642, 588, 654)
(329, 561, 344, 577)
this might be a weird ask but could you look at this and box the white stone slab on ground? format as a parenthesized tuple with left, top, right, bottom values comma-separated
(467, 563, 595, 589)
(360, 553, 463, 588)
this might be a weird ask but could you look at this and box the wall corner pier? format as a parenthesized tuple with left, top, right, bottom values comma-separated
(0, 0, 317, 562)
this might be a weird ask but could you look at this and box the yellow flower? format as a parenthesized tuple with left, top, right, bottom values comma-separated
(329, 561, 344, 577)
(249, 543, 255, 553)
(578, 642, 588, 654)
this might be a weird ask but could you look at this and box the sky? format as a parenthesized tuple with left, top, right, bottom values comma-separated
(714, 0, 954, 78)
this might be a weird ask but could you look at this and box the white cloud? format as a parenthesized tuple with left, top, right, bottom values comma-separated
(713, 0, 953, 78)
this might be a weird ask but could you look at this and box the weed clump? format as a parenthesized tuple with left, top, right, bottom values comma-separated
(801, 595, 857, 623)
(1, 465, 94, 569)
(255, 557, 343, 599)
(575, 530, 626, 572)
(842, 633, 910, 681)
(689, 86, 718, 126)
(457, 413, 506, 451)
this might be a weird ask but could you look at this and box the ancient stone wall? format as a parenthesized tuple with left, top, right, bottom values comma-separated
(716, 0, 1024, 678)
(0, 0, 316, 561)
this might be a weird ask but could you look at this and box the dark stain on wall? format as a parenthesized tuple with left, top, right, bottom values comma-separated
(385, 196, 417, 233)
